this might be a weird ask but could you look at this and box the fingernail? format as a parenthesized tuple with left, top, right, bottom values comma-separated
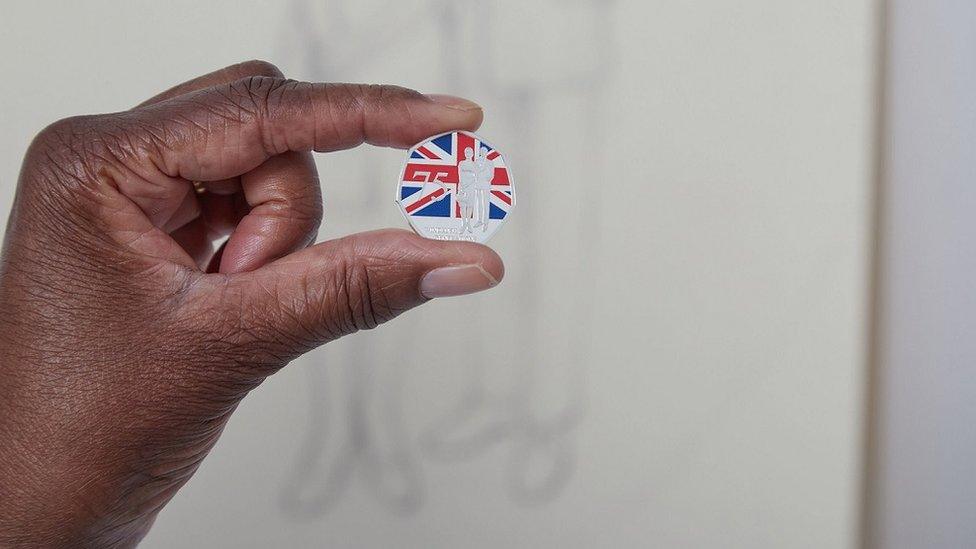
(420, 264, 499, 298)
(425, 94, 483, 112)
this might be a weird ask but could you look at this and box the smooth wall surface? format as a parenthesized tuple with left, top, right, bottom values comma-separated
(0, 1, 876, 547)
(869, 2, 976, 548)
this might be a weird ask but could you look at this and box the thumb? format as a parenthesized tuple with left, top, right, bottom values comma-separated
(222, 229, 503, 356)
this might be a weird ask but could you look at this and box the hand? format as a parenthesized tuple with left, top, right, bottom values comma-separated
(0, 60, 503, 547)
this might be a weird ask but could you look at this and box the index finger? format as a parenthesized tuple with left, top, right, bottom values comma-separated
(131, 79, 484, 181)
(114, 79, 483, 273)
(136, 60, 284, 108)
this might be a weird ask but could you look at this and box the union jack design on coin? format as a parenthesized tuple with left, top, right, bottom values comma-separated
(396, 130, 515, 243)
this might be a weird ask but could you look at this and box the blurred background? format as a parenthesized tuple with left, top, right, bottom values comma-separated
(1, 1, 972, 548)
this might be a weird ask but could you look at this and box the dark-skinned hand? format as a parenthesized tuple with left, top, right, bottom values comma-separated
(0, 60, 503, 548)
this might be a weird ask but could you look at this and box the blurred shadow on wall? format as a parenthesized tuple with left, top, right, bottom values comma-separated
(277, 0, 616, 519)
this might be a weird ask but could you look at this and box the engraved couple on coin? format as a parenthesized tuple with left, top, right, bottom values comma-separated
(456, 145, 494, 234)
(396, 130, 516, 244)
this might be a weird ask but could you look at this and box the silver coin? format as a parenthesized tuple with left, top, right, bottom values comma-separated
(395, 130, 515, 243)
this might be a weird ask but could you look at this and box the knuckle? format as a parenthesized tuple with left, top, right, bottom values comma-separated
(230, 75, 306, 153)
(239, 75, 292, 110)
(34, 115, 100, 160)
(242, 74, 283, 96)
(232, 59, 284, 79)
(27, 114, 116, 190)
(38, 114, 92, 141)
(330, 256, 396, 336)
(218, 75, 281, 119)
(334, 260, 379, 334)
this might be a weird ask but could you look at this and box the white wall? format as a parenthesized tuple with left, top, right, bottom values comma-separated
(0, 1, 877, 547)
(868, 2, 976, 547)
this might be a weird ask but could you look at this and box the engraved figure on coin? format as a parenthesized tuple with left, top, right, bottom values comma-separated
(473, 146, 493, 231)
(457, 146, 478, 233)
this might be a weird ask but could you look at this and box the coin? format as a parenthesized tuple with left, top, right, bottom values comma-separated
(395, 130, 515, 243)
